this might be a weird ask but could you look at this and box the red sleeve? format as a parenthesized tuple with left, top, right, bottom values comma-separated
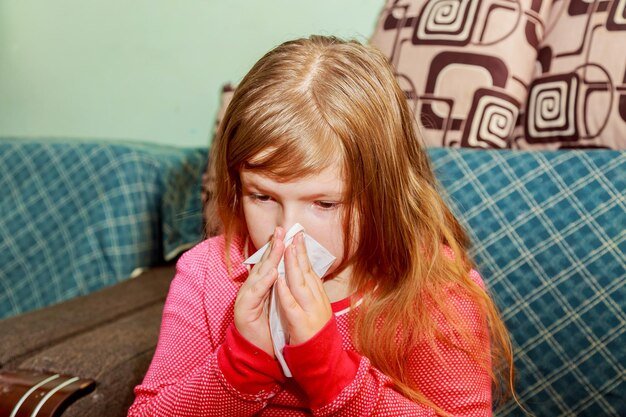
(127, 242, 285, 417)
(283, 316, 360, 408)
(284, 316, 437, 416)
(217, 323, 286, 394)
(283, 269, 492, 417)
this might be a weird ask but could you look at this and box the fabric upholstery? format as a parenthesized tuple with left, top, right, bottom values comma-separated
(431, 148, 626, 416)
(3, 147, 623, 416)
(370, 0, 626, 149)
(0, 139, 206, 319)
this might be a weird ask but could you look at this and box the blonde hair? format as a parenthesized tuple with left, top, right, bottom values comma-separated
(211, 35, 514, 411)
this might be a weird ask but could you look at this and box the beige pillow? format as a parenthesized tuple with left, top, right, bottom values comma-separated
(515, 0, 626, 149)
(201, 84, 234, 236)
(370, 0, 553, 148)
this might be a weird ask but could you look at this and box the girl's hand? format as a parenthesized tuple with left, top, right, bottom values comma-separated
(234, 227, 285, 357)
(277, 232, 333, 345)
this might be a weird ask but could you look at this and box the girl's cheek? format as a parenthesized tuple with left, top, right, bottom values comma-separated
(243, 204, 276, 249)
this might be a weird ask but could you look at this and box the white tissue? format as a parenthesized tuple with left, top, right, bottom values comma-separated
(243, 223, 336, 377)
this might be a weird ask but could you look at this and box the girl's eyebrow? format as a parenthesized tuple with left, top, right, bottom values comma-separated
(300, 192, 344, 200)
(239, 172, 270, 190)
(240, 171, 344, 199)
(245, 183, 344, 200)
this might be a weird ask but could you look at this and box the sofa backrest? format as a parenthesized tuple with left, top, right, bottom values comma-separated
(430, 148, 626, 416)
(0, 140, 206, 319)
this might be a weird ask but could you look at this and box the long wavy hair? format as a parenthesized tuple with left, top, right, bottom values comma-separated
(211, 35, 514, 412)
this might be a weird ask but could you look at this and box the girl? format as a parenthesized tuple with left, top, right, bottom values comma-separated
(128, 35, 514, 416)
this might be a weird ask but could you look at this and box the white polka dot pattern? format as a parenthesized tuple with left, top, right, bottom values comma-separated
(127, 236, 493, 416)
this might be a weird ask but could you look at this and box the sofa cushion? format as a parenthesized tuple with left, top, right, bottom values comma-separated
(430, 148, 626, 416)
(370, 0, 553, 148)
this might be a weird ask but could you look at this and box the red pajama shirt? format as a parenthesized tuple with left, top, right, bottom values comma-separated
(128, 235, 492, 416)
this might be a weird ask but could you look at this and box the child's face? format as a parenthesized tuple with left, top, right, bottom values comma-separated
(240, 160, 349, 278)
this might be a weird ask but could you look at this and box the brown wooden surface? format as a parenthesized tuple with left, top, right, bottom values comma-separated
(0, 370, 95, 417)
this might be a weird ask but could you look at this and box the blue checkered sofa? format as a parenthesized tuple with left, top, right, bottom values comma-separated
(0, 139, 207, 319)
(430, 149, 625, 416)
(0, 143, 623, 416)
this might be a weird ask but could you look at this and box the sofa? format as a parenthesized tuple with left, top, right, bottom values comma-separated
(1, 136, 624, 416)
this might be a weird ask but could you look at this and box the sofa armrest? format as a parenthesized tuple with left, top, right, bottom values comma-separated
(0, 264, 176, 417)
(0, 370, 95, 417)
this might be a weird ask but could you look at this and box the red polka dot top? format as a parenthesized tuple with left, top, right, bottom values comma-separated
(128, 235, 492, 416)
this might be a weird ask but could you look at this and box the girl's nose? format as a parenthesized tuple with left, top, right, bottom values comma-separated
(278, 207, 299, 233)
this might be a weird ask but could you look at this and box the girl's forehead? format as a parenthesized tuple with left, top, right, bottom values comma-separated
(240, 161, 346, 195)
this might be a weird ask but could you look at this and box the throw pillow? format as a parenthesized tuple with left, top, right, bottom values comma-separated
(514, 0, 626, 149)
(370, 0, 553, 148)
(202, 84, 235, 236)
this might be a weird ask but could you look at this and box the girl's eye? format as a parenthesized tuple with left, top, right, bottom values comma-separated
(315, 201, 340, 210)
(250, 193, 272, 202)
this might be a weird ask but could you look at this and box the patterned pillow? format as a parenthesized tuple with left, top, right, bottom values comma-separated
(514, 0, 626, 149)
(370, 0, 553, 148)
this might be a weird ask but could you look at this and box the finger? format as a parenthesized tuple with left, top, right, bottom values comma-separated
(267, 228, 285, 264)
(285, 243, 306, 289)
(293, 233, 324, 296)
(274, 226, 286, 241)
(276, 275, 304, 321)
(253, 228, 285, 277)
(245, 267, 277, 311)
(294, 232, 312, 273)
(285, 243, 322, 309)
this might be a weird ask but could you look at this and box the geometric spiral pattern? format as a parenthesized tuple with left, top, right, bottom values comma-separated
(519, 0, 626, 148)
(526, 73, 580, 144)
(371, 0, 553, 148)
(462, 89, 520, 148)
(371, 0, 625, 149)
(413, 0, 480, 45)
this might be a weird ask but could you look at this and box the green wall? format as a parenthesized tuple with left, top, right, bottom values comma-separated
(0, 1, 382, 148)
